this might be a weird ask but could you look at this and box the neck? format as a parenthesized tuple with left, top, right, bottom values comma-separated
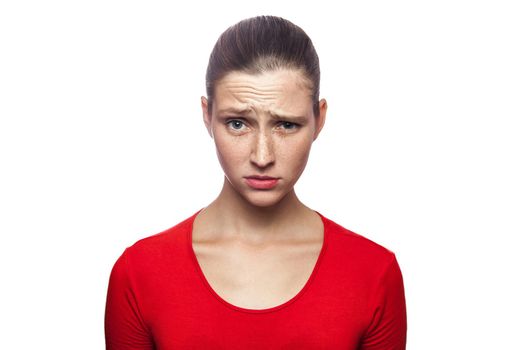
(200, 176, 311, 242)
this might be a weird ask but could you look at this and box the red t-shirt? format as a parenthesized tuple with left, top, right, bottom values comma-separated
(105, 209, 407, 349)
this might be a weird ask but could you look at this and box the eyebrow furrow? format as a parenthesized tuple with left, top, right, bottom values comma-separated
(226, 114, 307, 124)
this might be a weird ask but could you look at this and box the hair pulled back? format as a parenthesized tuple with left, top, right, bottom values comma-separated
(205, 16, 321, 116)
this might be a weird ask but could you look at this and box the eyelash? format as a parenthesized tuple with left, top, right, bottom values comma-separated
(226, 119, 299, 131)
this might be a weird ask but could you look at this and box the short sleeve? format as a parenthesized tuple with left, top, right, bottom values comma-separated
(361, 255, 407, 350)
(104, 248, 154, 350)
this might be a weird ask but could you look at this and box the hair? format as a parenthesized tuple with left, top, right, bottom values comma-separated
(205, 15, 321, 117)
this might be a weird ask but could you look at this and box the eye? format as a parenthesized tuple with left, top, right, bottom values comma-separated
(226, 119, 246, 131)
(279, 121, 299, 130)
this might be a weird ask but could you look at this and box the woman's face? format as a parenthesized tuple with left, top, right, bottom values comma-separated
(201, 69, 327, 208)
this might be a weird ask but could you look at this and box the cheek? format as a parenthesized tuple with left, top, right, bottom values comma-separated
(213, 133, 249, 169)
(277, 137, 313, 172)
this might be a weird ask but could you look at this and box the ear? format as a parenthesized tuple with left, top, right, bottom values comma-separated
(201, 96, 213, 138)
(313, 98, 327, 141)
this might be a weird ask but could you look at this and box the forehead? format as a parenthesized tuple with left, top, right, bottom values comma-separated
(213, 69, 313, 116)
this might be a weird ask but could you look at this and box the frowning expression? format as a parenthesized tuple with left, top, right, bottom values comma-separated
(201, 69, 326, 207)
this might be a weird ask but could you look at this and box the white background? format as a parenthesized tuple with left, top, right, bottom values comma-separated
(1, 1, 524, 349)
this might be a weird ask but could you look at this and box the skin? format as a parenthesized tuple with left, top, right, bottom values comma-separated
(192, 68, 328, 309)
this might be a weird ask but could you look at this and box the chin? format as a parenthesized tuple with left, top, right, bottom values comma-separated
(241, 190, 289, 208)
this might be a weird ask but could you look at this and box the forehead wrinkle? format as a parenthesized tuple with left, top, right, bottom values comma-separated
(215, 70, 312, 118)
(225, 85, 282, 99)
(222, 91, 307, 118)
(226, 88, 280, 111)
(228, 89, 280, 98)
(225, 82, 284, 91)
(221, 78, 285, 95)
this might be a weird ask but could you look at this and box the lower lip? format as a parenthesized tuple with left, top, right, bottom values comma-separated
(245, 178, 279, 190)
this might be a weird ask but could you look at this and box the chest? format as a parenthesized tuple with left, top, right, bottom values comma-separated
(148, 234, 367, 350)
(192, 237, 323, 310)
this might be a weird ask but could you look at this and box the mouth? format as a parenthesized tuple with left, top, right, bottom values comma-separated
(244, 176, 280, 190)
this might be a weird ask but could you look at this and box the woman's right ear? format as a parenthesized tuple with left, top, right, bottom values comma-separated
(201, 96, 213, 138)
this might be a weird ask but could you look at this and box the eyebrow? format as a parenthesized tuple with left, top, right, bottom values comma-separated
(216, 107, 252, 116)
(216, 107, 309, 124)
(269, 111, 309, 124)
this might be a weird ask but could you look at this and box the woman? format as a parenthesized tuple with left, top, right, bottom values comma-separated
(105, 15, 407, 349)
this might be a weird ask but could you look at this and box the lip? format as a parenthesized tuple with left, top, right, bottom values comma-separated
(246, 175, 278, 180)
(244, 176, 279, 190)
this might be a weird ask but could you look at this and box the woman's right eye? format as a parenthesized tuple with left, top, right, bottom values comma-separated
(226, 120, 245, 130)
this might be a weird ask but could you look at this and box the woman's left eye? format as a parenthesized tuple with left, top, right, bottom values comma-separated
(279, 121, 299, 130)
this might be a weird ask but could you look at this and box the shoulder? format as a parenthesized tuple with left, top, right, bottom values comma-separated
(319, 212, 398, 275)
(120, 209, 200, 265)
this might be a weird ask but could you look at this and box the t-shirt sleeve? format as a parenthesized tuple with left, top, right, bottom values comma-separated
(104, 248, 154, 350)
(360, 254, 407, 350)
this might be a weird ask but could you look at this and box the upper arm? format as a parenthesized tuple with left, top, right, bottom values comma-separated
(360, 255, 407, 350)
(104, 249, 154, 350)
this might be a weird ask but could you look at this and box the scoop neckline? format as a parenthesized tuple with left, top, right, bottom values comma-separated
(187, 207, 328, 314)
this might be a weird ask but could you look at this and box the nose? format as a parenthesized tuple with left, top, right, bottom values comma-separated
(250, 130, 275, 168)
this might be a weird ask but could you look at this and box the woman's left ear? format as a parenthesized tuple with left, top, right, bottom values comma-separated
(313, 98, 327, 141)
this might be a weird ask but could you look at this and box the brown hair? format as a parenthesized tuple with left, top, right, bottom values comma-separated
(205, 16, 321, 116)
